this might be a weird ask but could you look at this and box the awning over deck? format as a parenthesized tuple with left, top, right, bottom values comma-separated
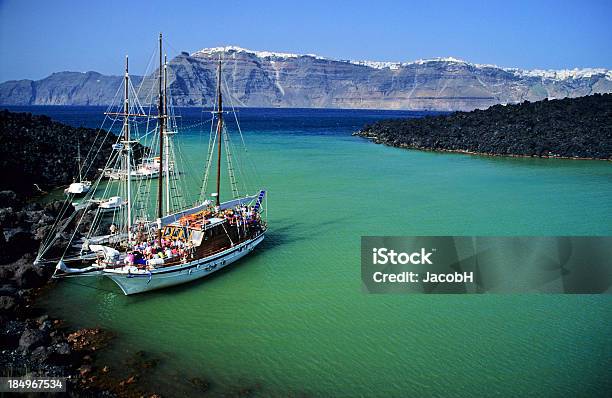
(157, 194, 260, 228)
(157, 201, 212, 228)
(218, 194, 260, 210)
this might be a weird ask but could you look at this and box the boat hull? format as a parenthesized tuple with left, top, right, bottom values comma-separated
(105, 234, 264, 295)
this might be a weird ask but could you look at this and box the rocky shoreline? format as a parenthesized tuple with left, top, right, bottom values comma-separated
(0, 190, 126, 396)
(354, 93, 612, 160)
(0, 110, 146, 196)
(0, 110, 157, 396)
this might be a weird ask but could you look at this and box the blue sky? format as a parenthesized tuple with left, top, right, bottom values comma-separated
(1, 0, 611, 81)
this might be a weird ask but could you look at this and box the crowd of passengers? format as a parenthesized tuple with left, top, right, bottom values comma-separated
(123, 237, 192, 268)
(112, 205, 262, 269)
(178, 205, 263, 233)
(222, 205, 262, 229)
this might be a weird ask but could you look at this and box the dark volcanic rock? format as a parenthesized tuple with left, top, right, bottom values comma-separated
(0, 285, 18, 295)
(1, 319, 26, 346)
(0, 295, 17, 313)
(355, 93, 612, 160)
(0, 110, 146, 195)
(31, 345, 51, 363)
(13, 255, 47, 288)
(52, 341, 72, 357)
(18, 327, 49, 352)
(0, 190, 20, 208)
(0, 192, 118, 395)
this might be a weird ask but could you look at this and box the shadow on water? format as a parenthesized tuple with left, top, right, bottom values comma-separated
(269, 215, 353, 237)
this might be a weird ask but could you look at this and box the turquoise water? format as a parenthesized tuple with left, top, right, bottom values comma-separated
(18, 106, 611, 397)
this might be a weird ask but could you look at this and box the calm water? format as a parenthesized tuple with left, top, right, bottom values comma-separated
(12, 106, 611, 397)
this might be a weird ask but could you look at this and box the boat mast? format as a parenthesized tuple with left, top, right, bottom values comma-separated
(103, 56, 148, 240)
(157, 33, 164, 245)
(124, 55, 132, 241)
(215, 58, 223, 207)
(76, 141, 82, 181)
(164, 55, 170, 214)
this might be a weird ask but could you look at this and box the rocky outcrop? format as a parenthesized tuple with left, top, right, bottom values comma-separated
(354, 93, 612, 160)
(0, 193, 76, 381)
(1, 48, 611, 111)
(0, 109, 146, 195)
(0, 189, 120, 395)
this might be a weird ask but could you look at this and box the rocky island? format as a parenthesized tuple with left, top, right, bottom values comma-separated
(354, 93, 612, 160)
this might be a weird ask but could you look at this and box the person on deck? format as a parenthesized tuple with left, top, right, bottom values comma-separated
(124, 252, 135, 266)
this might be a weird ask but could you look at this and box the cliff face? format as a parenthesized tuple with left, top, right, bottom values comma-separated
(354, 93, 612, 160)
(0, 72, 143, 107)
(2, 47, 611, 111)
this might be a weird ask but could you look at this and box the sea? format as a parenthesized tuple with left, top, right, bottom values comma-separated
(8, 106, 611, 397)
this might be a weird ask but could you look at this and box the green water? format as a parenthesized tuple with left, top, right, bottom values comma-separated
(33, 107, 611, 397)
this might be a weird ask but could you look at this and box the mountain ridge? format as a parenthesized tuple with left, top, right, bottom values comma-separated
(2, 47, 611, 111)
(193, 46, 612, 80)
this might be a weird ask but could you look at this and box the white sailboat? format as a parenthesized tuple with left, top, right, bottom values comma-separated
(97, 196, 126, 213)
(36, 35, 267, 295)
(103, 157, 173, 180)
(65, 143, 91, 195)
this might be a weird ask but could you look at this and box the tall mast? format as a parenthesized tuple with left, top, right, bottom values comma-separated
(164, 55, 170, 214)
(124, 55, 132, 241)
(215, 58, 223, 207)
(157, 33, 164, 245)
(76, 141, 82, 181)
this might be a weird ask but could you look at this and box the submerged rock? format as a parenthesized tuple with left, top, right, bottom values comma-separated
(190, 377, 210, 393)
(124, 350, 160, 371)
(67, 328, 114, 352)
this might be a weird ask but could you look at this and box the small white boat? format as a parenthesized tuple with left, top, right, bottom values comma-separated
(65, 142, 91, 195)
(65, 181, 92, 195)
(104, 166, 160, 180)
(103, 157, 171, 180)
(98, 196, 126, 213)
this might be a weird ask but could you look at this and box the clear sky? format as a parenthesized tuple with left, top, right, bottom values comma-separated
(1, 0, 611, 81)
